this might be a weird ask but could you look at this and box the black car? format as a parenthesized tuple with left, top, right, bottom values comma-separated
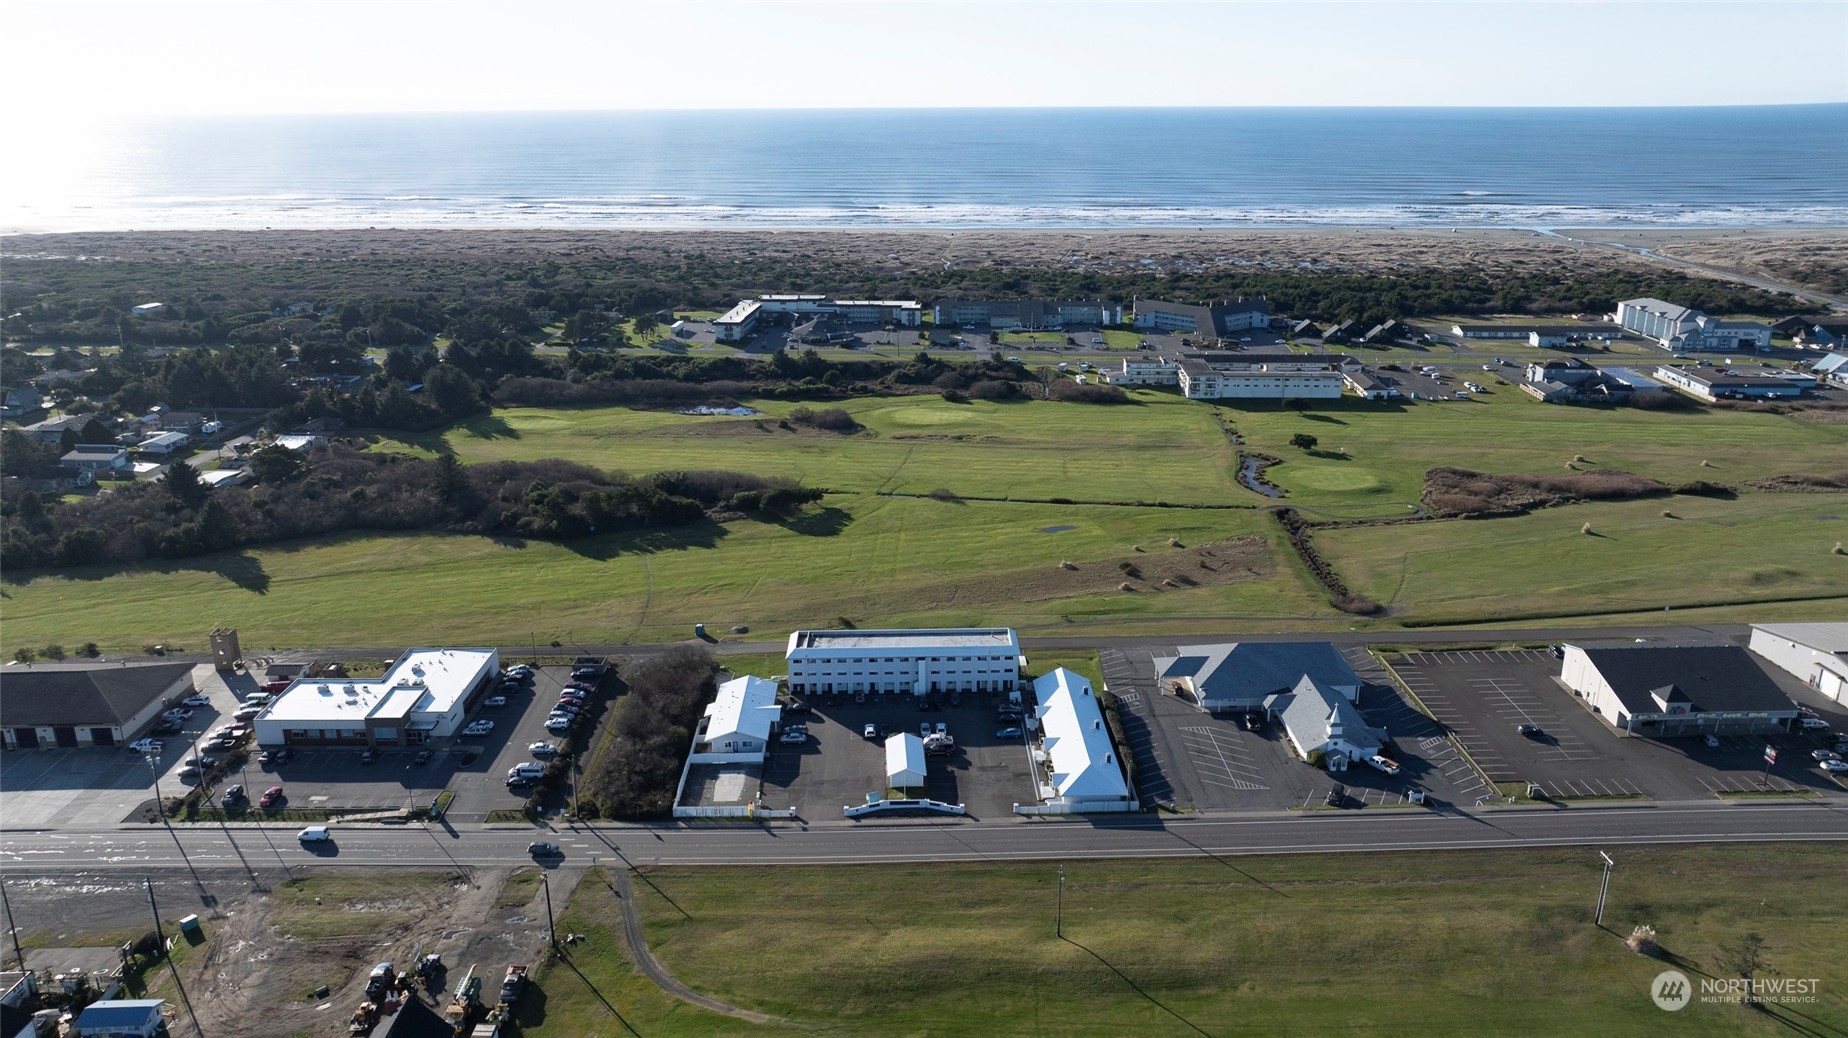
(221, 784, 247, 806)
(1324, 785, 1347, 807)
(1243, 714, 1262, 731)
(1516, 723, 1544, 738)
(783, 699, 811, 714)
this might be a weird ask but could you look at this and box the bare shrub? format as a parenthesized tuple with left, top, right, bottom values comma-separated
(1627, 925, 1660, 957)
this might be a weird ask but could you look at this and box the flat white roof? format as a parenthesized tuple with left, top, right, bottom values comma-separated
(1034, 668, 1128, 800)
(789, 628, 1018, 652)
(703, 675, 780, 743)
(262, 648, 495, 725)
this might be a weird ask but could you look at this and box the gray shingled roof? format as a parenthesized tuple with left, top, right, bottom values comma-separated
(0, 662, 194, 727)
(1574, 645, 1794, 716)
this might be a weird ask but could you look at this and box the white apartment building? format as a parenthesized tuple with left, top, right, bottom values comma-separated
(713, 294, 923, 342)
(785, 628, 1021, 696)
(1616, 298, 1773, 353)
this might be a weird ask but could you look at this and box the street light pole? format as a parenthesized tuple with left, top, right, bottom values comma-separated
(540, 873, 558, 952)
(145, 753, 167, 822)
(1594, 851, 1614, 926)
(1056, 866, 1065, 939)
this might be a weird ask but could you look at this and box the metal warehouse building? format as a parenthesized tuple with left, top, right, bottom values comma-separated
(784, 628, 1020, 696)
(1559, 643, 1800, 737)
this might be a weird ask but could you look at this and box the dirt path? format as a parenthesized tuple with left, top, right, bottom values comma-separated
(607, 867, 779, 1025)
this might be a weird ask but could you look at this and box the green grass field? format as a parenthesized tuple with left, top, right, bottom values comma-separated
(0, 495, 1320, 652)
(7, 389, 1843, 653)
(524, 846, 1847, 1037)
(1317, 492, 1848, 624)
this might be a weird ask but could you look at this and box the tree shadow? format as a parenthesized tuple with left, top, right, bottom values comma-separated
(191, 551, 271, 594)
(456, 414, 520, 440)
(1301, 413, 1346, 424)
(772, 506, 854, 537)
(560, 519, 730, 561)
(1060, 935, 1213, 1037)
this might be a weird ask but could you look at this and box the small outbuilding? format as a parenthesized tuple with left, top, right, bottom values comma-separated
(885, 733, 925, 789)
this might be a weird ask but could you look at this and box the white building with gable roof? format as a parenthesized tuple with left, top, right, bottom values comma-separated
(1032, 668, 1131, 805)
(697, 675, 782, 757)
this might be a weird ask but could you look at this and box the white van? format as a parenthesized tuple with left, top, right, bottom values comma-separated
(243, 693, 273, 707)
(507, 763, 545, 782)
(297, 826, 331, 842)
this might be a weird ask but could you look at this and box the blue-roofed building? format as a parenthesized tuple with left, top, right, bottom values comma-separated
(1154, 642, 1361, 712)
(73, 998, 168, 1037)
(1266, 675, 1388, 770)
(1601, 367, 1663, 392)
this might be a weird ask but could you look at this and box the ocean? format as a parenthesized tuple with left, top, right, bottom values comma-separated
(7, 106, 1846, 233)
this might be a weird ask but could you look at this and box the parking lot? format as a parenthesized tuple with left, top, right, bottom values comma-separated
(0, 662, 610, 827)
(1098, 646, 1487, 813)
(687, 690, 1041, 821)
(1385, 649, 1847, 800)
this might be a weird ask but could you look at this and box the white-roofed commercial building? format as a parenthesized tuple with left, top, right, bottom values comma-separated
(253, 648, 499, 748)
(713, 294, 923, 342)
(886, 732, 926, 788)
(1032, 668, 1131, 805)
(1749, 623, 1848, 704)
(785, 628, 1020, 696)
(697, 675, 782, 757)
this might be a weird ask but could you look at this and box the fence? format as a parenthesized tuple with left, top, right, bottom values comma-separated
(843, 798, 965, 818)
(672, 804, 797, 820)
(1014, 800, 1141, 816)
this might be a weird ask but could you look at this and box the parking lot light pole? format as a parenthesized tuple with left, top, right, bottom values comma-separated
(1056, 866, 1065, 939)
(1594, 852, 1614, 926)
(145, 753, 168, 822)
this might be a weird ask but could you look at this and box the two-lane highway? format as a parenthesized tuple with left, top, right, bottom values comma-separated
(7, 798, 1848, 875)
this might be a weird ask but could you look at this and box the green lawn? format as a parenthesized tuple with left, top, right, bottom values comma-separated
(1319, 493, 1848, 624)
(0, 496, 1320, 652)
(385, 392, 1255, 506)
(524, 846, 1847, 1037)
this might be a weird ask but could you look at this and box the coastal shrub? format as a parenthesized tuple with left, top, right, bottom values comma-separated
(788, 405, 860, 432)
(1421, 466, 1668, 518)
(1047, 381, 1130, 404)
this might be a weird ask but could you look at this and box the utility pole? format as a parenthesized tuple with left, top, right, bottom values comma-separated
(0, 875, 25, 969)
(1594, 852, 1614, 926)
(145, 879, 203, 1036)
(1056, 866, 1065, 939)
(540, 873, 558, 952)
(145, 752, 168, 822)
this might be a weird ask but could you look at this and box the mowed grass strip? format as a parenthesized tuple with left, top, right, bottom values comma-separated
(383, 393, 1251, 505)
(528, 846, 1847, 1037)
(1, 497, 1318, 653)
(1318, 493, 1848, 623)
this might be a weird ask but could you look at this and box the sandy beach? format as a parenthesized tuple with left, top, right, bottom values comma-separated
(6, 227, 1846, 292)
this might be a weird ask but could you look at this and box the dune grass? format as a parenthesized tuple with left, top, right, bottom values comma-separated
(525, 845, 1848, 1037)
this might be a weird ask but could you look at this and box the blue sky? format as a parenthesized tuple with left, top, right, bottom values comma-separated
(14, 0, 1847, 117)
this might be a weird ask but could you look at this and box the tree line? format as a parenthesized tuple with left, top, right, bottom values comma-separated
(0, 444, 823, 572)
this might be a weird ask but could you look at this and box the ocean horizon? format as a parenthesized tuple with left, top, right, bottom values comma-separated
(8, 105, 1847, 234)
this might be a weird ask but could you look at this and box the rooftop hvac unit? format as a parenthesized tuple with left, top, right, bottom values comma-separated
(318, 684, 332, 695)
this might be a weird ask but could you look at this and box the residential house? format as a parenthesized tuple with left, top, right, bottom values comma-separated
(1322, 320, 1357, 344)
(1153, 642, 1361, 713)
(1360, 320, 1403, 344)
(157, 411, 204, 434)
(137, 432, 190, 456)
(60, 444, 130, 474)
(1559, 643, 1801, 737)
(1748, 623, 1848, 705)
(1289, 319, 1323, 339)
(20, 414, 112, 447)
(0, 661, 196, 750)
(0, 387, 43, 421)
(1793, 323, 1848, 348)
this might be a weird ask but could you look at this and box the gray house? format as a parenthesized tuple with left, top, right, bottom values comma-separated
(1154, 642, 1361, 712)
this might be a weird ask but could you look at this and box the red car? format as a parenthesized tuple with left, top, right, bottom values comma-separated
(259, 786, 285, 809)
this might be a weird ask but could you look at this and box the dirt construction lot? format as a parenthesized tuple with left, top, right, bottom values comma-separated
(1385, 649, 1846, 800)
(3, 865, 567, 1038)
